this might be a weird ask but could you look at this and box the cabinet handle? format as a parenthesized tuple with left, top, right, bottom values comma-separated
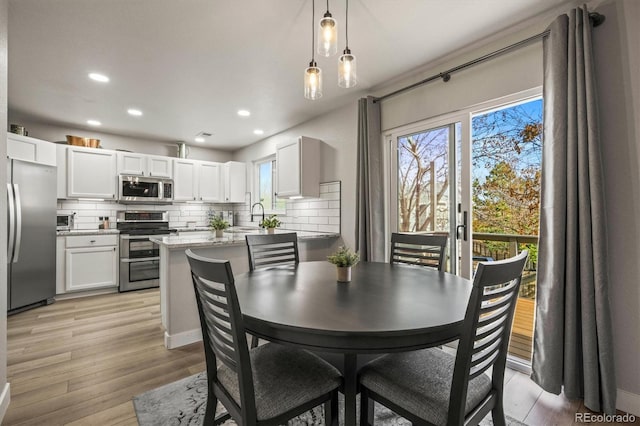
(141, 171, 144, 176)
(90, 240, 96, 243)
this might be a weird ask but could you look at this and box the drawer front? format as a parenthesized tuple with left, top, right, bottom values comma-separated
(66, 234, 118, 248)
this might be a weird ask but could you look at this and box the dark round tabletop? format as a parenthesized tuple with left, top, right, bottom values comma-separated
(234, 261, 473, 353)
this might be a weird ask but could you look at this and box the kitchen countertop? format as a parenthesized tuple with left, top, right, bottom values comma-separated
(57, 229, 120, 236)
(150, 229, 340, 249)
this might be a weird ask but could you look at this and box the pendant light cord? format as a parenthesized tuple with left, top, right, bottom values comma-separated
(345, 0, 349, 49)
(311, 0, 316, 62)
(326, 0, 329, 14)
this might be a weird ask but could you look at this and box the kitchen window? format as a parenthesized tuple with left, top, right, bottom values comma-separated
(255, 156, 286, 213)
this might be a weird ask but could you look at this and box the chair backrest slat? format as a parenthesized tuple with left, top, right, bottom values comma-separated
(186, 249, 257, 421)
(390, 233, 448, 271)
(246, 233, 299, 271)
(447, 250, 528, 424)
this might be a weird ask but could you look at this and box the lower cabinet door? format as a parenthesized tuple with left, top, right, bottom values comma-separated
(65, 246, 118, 291)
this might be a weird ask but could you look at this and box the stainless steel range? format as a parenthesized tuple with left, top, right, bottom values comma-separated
(116, 211, 174, 292)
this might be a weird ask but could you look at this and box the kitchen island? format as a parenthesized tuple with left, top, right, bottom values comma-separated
(150, 229, 340, 348)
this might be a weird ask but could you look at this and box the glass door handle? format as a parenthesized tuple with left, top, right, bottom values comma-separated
(456, 211, 468, 241)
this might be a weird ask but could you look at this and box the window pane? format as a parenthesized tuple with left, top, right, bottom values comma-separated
(259, 161, 273, 209)
(397, 127, 450, 233)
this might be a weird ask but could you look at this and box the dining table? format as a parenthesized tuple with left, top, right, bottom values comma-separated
(234, 261, 473, 426)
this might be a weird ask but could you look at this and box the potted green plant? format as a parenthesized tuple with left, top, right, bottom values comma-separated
(327, 246, 360, 283)
(260, 215, 281, 234)
(209, 215, 230, 238)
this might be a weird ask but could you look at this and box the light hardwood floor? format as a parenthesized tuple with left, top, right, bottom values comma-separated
(4, 289, 638, 425)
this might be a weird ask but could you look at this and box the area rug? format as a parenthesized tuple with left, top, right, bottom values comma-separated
(133, 372, 527, 426)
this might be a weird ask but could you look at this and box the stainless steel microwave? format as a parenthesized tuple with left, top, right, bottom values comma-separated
(118, 175, 173, 204)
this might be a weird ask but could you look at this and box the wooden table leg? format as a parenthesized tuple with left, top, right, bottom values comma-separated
(344, 353, 357, 426)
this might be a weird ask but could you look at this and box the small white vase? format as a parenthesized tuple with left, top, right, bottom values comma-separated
(267, 228, 275, 234)
(337, 266, 352, 283)
(215, 229, 224, 238)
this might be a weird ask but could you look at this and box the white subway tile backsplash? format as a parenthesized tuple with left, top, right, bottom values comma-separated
(317, 224, 340, 233)
(329, 217, 340, 225)
(309, 217, 328, 225)
(328, 201, 340, 209)
(308, 201, 328, 209)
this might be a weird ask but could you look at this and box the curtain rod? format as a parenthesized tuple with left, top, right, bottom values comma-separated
(373, 11, 605, 103)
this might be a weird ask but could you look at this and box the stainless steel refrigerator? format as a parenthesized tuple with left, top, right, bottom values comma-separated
(7, 158, 57, 312)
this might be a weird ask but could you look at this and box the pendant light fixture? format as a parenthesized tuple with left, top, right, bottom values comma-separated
(318, 0, 338, 57)
(304, 0, 323, 100)
(338, 0, 357, 88)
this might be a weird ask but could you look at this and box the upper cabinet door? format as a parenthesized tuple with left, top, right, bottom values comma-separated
(275, 136, 321, 199)
(147, 155, 173, 178)
(199, 162, 222, 202)
(7, 133, 56, 166)
(223, 161, 246, 203)
(67, 147, 117, 199)
(117, 152, 146, 176)
(173, 159, 198, 201)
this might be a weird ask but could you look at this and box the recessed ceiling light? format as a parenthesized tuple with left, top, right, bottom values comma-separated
(237, 109, 251, 117)
(127, 108, 143, 116)
(87, 119, 101, 126)
(194, 136, 205, 143)
(88, 73, 109, 83)
(253, 129, 264, 135)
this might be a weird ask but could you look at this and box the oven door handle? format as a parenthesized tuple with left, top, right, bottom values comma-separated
(120, 257, 160, 263)
(120, 235, 161, 240)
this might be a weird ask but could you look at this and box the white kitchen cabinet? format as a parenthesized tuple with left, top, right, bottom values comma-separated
(173, 159, 199, 201)
(276, 136, 321, 198)
(7, 133, 56, 166)
(65, 235, 118, 292)
(56, 236, 66, 294)
(116, 152, 146, 176)
(67, 147, 117, 199)
(199, 162, 222, 202)
(223, 161, 246, 203)
(117, 152, 173, 178)
(147, 155, 173, 178)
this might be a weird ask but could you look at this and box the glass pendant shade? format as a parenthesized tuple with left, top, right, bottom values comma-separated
(304, 62, 323, 100)
(318, 13, 338, 57)
(338, 50, 357, 88)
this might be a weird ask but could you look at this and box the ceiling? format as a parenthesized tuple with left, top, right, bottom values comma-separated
(8, 0, 572, 151)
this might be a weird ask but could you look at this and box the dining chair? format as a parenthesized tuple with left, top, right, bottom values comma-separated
(245, 232, 300, 347)
(389, 232, 448, 271)
(358, 250, 529, 426)
(245, 232, 300, 271)
(186, 249, 341, 426)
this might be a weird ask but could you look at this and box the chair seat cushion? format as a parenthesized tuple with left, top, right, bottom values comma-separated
(359, 347, 492, 426)
(217, 343, 342, 421)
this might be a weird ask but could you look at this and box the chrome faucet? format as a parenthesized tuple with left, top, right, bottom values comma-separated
(250, 202, 265, 224)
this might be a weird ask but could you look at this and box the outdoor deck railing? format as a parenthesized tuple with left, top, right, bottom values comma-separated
(472, 232, 538, 362)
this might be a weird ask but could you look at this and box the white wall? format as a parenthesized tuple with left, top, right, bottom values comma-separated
(0, 0, 10, 420)
(230, 0, 640, 413)
(593, 0, 640, 413)
(5, 114, 232, 162)
(232, 104, 358, 247)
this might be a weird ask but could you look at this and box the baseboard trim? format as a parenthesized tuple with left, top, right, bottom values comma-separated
(617, 388, 640, 416)
(0, 383, 11, 423)
(164, 328, 202, 349)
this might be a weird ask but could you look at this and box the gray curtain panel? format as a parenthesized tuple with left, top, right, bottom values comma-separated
(532, 6, 616, 414)
(355, 96, 384, 262)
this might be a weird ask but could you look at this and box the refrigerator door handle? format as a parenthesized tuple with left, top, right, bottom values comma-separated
(7, 183, 16, 263)
(13, 184, 23, 263)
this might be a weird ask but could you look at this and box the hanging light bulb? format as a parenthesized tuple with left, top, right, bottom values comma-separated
(304, 61, 323, 100)
(338, 49, 357, 88)
(304, 0, 323, 100)
(338, 0, 357, 88)
(317, 0, 337, 57)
